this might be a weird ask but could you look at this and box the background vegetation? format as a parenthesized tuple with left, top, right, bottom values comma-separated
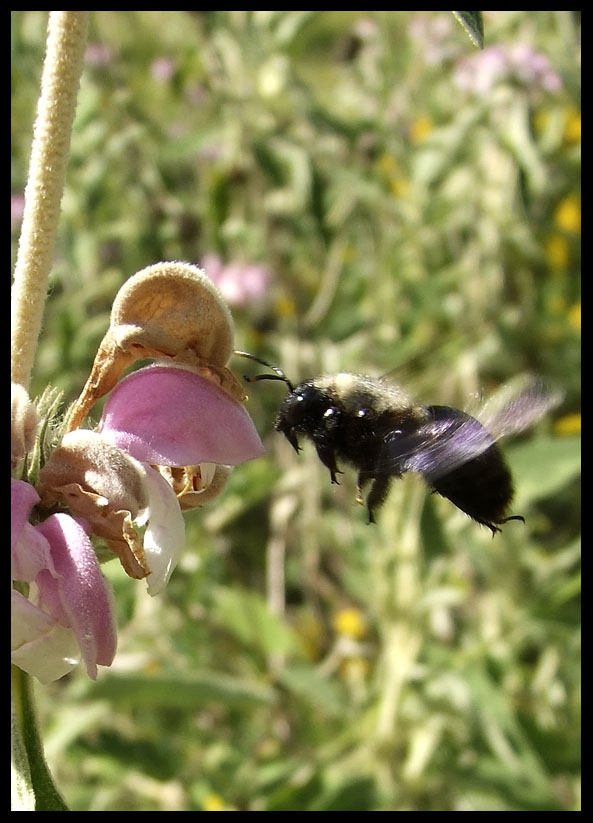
(12, 11, 580, 811)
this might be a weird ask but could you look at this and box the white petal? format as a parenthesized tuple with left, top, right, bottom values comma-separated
(11, 591, 81, 683)
(139, 467, 186, 596)
(197, 462, 217, 488)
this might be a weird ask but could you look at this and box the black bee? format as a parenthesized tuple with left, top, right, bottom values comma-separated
(236, 352, 557, 534)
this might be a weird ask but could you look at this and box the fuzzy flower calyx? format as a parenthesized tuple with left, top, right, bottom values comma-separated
(37, 430, 153, 581)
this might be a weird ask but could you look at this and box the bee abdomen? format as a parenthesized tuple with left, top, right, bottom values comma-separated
(430, 443, 515, 532)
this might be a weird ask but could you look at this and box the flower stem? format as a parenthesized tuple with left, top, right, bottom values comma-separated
(11, 665, 69, 811)
(11, 11, 89, 390)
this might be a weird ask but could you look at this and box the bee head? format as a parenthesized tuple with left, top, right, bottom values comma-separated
(275, 380, 339, 452)
(235, 352, 337, 454)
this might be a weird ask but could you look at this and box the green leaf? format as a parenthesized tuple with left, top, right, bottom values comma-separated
(211, 586, 301, 657)
(86, 670, 277, 709)
(278, 662, 348, 717)
(508, 435, 581, 505)
(451, 11, 485, 49)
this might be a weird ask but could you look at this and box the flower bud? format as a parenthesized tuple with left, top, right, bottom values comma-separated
(66, 262, 246, 430)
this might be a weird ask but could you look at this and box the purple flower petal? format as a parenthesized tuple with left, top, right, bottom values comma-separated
(99, 366, 265, 467)
(11, 478, 39, 552)
(36, 514, 117, 680)
(11, 478, 57, 582)
(12, 520, 56, 583)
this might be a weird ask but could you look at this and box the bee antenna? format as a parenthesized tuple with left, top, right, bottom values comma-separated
(244, 373, 295, 392)
(234, 351, 294, 393)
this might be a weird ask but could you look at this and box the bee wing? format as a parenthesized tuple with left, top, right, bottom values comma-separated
(397, 407, 495, 482)
(475, 376, 563, 442)
(380, 377, 562, 482)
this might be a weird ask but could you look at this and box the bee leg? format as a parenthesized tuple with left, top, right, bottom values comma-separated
(284, 431, 301, 454)
(356, 469, 371, 506)
(313, 443, 343, 485)
(365, 474, 392, 525)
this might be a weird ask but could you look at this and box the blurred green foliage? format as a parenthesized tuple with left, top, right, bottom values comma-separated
(12, 11, 580, 812)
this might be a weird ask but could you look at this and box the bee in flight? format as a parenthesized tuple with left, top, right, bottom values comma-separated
(235, 352, 559, 534)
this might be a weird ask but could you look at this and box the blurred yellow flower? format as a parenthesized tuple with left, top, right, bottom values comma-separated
(545, 235, 570, 269)
(568, 302, 581, 332)
(554, 413, 581, 437)
(333, 607, 367, 640)
(554, 196, 581, 234)
(376, 152, 410, 197)
(409, 116, 434, 143)
(202, 793, 227, 812)
(563, 107, 581, 145)
(390, 177, 410, 197)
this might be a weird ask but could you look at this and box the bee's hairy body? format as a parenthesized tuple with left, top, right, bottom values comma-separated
(275, 372, 517, 532)
(236, 352, 527, 535)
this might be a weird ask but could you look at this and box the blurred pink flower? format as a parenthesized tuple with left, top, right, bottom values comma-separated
(454, 44, 563, 95)
(408, 14, 461, 65)
(85, 42, 114, 67)
(509, 44, 563, 92)
(202, 254, 271, 308)
(151, 57, 175, 83)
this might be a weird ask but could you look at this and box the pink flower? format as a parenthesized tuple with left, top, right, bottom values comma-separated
(84, 42, 114, 67)
(151, 57, 175, 83)
(408, 14, 461, 66)
(99, 364, 264, 466)
(201, 254, 271, 308)
(12, 263, 266, 681)
(98, 365, 265, 593)
(454, 44, 562, 95)
(11, 479, 117, 683)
